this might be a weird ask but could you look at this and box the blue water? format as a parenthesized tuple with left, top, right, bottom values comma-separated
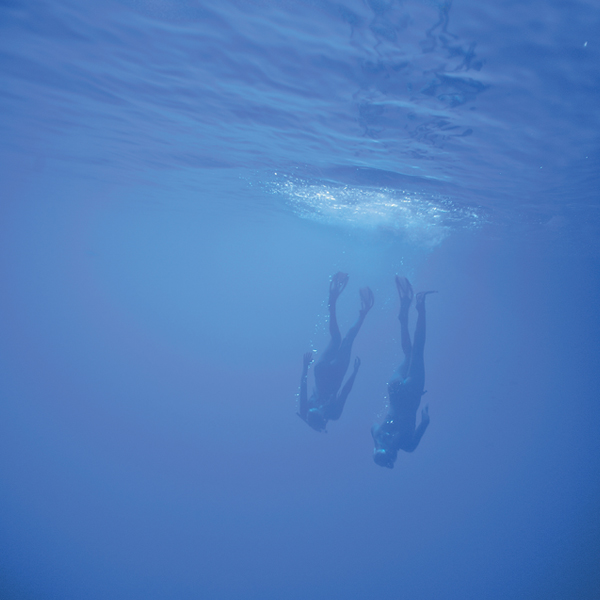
(1, 1, 599, 599)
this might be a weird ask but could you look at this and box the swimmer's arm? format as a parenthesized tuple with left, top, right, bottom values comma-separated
(298, 352, 313, 420)
(406, 405, 430, 452)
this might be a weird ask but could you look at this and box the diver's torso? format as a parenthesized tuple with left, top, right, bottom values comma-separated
(314, 362, 342, 395)
(388, 378, 422, 418)
(376, 379, 421, 449)
(375, 416, 415, 452)
(308, 390, 334, 413)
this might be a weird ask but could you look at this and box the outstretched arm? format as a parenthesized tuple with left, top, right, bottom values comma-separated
(327, 357, 361, 421)
(298, 352, 313, 420)
(406, 405, 430, 452)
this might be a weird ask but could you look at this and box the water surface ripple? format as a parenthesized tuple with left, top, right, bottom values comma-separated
(1, 0, 598, 229)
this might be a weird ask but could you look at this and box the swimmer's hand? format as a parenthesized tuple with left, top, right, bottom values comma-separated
(353, 356, 361, 372)
(303, 352, 314, 368)
(421, 405, 430, 426)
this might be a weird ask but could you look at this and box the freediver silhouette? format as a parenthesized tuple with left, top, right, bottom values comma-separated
(298, 272, 374, 432)
(371, 277, 436, 468)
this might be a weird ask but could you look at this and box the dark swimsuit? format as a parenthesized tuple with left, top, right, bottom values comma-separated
(375, 378, 422, 452)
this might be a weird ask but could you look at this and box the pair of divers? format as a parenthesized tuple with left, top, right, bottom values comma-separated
(298, 272, 435, 469)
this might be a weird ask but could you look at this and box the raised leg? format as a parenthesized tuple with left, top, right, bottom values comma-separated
(396, 276, 413, 357)
(341, 287, 374, 346)
(391, 276, 413, 382)
(332, 286, 374, 374)
(317, 272, 348, 367)
(327, 272, 348, 347)
(326, 357, 361, 421)
(407, 291, 436, 388)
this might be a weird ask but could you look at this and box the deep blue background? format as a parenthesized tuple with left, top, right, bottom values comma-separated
(1, 1, 599, 599)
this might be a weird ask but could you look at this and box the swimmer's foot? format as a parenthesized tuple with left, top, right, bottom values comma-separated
(359, 286, 375, 316)
(416, 290, 437, 311)
(329, 272, 349, 303)
(395, 276, 414, 305)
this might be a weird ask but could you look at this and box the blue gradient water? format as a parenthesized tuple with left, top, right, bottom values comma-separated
(1, 1, 599, 599)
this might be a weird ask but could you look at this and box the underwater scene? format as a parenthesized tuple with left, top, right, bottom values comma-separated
(1, 0, 599, 598)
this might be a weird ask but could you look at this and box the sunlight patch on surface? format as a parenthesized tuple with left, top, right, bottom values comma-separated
(272, 176, 483, 246)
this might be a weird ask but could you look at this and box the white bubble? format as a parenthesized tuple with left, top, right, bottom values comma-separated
(269, 176, 483, 247)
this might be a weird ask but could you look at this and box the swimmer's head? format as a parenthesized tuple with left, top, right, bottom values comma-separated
(373, 448, 397, 469)
(306, 408, 327, 432)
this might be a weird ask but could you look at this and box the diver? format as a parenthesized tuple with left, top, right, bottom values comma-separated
(298, 272, 374, 432)
(372, 276, 436, 468)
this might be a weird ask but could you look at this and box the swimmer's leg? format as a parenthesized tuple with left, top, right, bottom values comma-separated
(341, 288, 373, 351)
(316, 272, 348, 366)
(391, 276, 413, 382)
(334, 286, 374, 371)
(328, 271, 348, 342)
(326, 357, 361, 421)
(396, 276, 413, 356)
(407, 291, 437, 389)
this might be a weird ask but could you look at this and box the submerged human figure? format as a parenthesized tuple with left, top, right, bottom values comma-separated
(298, 272, 375, 432)
(372, 277, 436, 468)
